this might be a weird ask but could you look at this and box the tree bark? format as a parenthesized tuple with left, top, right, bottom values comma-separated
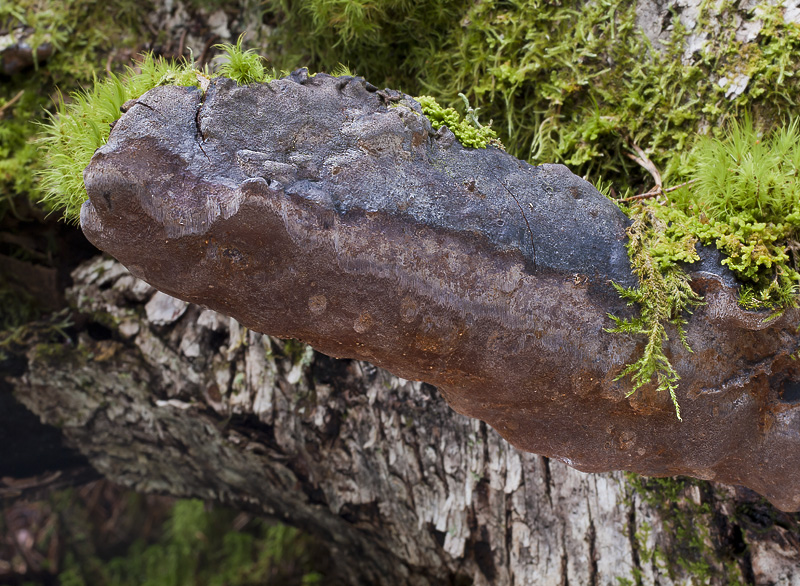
(7, 256, 800, 585)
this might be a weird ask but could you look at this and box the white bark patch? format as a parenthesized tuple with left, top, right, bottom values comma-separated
(145, 291, 189, 325)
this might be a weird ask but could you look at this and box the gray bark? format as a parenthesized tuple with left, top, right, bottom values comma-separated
(9, 256, 800, 585)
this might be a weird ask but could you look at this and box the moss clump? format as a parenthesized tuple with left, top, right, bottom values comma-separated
(216, 34, 271, 85)
(611, 116, 800, 420)
(608, 205, 704, 420)
(0, 0, 156, 220)
(424, 0, 800, 193)
(0, 89, 44, 207)
(264, 0, 470, 91)
(611, 115, 800, 418)
(415, 94, 499, 149)
(38, 38, 276, 224)
(38, 55, 202, 223)
(670, 116, 800, 309)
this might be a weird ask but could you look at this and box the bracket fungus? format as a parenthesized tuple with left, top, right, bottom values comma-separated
(80, 70, 800, 511)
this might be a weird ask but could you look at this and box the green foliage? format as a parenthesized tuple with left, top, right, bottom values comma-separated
(0, 89, 43, 207)
(610, 115, 800, 418)
(265, 0, 470, 90)
(0, 0, 149, 80)
(37, 55, 200, 223)
(668, 116, 800, 309)
(608, 204, 704, 420)
(421, 0, 800, 189)
(215, 34, 271, 85)
(420, 0, 654, 175)
(330, 63, 355, 77)
(676, 117, 800, 224)
(622, 474, 748, 585)
(415, 94, 499, 149)
(0, 0, 157, 223)
(59, 499, 325, 585)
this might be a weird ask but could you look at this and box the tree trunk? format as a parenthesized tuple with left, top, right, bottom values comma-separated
(7, 255, 800, 585)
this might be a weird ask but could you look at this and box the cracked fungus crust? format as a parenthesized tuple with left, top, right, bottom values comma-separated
(80, 72, 800, 511)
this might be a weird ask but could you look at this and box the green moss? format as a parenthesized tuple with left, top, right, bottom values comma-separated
(0, 88, 43, 206)
(607, 204, 704, 420)
(670, 116, 800, 309)
(1, 0, 148, 80)
(264, 0, 471, 90)
(330, 63, 355, 77)
(0, 0, 156, 223)
(415, 94, 499, 149)
(611, 115, 800, 418)
(215, 34, 273, 86)
(32, 339, 94, 367)
(37, 36, 279, 223)
(622, 474, 747, 585)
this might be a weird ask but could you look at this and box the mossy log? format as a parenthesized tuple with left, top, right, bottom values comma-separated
(74, 71, 800, 511)
(5, 1, 800, 583)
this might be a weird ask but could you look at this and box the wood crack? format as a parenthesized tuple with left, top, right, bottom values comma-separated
(627, 493, 643, 586)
